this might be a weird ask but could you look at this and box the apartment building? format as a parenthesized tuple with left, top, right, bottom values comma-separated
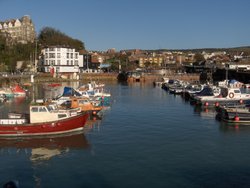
(139, 54, 164, 67)
(0, 15, 36, 44)
(41, 47, 83, 75)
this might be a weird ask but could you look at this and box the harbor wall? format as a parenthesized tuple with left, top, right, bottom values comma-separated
(0, 72, 200, 86)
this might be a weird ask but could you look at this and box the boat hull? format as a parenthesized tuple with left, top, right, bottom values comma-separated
(196, 98, 250, 108)
(0, 113, 89, 137)
(216, 106, 250, 124)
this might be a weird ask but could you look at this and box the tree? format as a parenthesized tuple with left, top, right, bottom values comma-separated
(38, 27, 85, 50)
(194, 53, 205, 62)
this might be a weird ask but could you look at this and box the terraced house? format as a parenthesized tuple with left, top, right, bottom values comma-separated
(0, 15, 36, 44)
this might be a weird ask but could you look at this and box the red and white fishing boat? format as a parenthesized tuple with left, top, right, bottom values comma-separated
(0, 102, 89, 137)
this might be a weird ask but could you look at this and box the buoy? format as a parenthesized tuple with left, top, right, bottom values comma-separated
(239, 99, 243, 104)
(234, 116, 240, 121)
(204, 102, 209, 106)
(215, 102, 219, 107)
(92, 111, 97, 115)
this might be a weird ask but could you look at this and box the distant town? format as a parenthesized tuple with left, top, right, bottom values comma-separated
(1, 15, 250, 80)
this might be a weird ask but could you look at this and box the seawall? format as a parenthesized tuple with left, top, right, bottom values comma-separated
(0, 72, 200, 86)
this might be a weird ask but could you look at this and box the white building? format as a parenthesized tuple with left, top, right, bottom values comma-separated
(42, 47, 83, 74)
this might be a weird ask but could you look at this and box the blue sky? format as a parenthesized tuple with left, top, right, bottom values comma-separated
(1, 0, 250, 51)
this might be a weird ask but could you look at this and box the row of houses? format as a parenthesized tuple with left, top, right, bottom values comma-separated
(28, 46, 250, 77)
(1, 15, 250, 77)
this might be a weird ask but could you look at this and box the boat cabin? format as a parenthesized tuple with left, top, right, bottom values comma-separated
(30, 104, 80, 124)
(219, 87, 242, 99)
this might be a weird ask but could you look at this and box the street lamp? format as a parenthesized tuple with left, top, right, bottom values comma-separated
(85, 55, 89, 73)
(34, 38, 38, 73)
(118, 60, 121, 73)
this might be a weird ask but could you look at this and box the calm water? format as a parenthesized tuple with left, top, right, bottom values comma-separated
(1, 82, 250, 188)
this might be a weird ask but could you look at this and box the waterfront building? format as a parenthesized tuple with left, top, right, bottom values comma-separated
(0, 15, 36, 44)
(40, 47, 83, 78)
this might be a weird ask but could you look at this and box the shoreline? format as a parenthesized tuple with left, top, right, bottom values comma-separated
(0, 72, 200, 86)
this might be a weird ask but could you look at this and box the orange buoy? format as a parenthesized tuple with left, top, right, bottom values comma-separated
(234, 116, 240, 121)
(215, 102, 219, 107)
(92, 111, 97, 115)
(204, 102, 209, 106)
(239, 99, 243, 104)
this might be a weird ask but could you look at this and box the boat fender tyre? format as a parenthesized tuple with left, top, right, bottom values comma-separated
(229, 92, 234, 98)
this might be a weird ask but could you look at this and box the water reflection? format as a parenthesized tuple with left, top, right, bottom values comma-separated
(193, 106, 217, 120)
(219, 122, 250, 133)
(0, 131, 90, 160)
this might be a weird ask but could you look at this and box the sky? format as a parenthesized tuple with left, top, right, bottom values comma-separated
(1, 0, 250, 51)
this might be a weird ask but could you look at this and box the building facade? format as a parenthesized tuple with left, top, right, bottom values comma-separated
(139, 54, 164, 67)
(41, 47, 83, 75)
(0, 15, 36, 44)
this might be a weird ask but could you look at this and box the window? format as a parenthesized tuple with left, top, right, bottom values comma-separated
(31, 107, 38, 112)
(39, 107, 47, 112)
(57, 53, 61, 58)
(49, 60, 55, 65)
(234, 90, 240, 94)
(75, 53, 78, 59)
(58, 114, 67, 119)
(71, 53, 73, 59)
(49, 53, 55, 58)
(67, 53, 69, 58)
(57, 60, 61, 65)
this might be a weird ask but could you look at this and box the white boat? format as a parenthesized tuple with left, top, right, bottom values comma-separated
(194, 87, 250, 107)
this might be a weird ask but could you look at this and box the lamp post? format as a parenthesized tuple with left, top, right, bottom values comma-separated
(34, 38, 37, 73)
(85, 55, 89, 73)
(225, 62, 229, 86)
(118, 60, 121, 73)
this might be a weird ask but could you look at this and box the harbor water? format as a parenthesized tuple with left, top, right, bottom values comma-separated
(0, 82, 250, 188)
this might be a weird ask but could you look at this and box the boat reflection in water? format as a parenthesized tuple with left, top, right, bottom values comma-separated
(193, 106, 217, 120)
(0, 130, 90, 162)
(218, 121, 250, 132)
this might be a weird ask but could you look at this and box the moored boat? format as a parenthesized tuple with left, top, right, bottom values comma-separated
(61, 97, 103, 119)
(216, 105, 250, 124)
(194, 87, 250, 107)
(0, 102, 89, 137)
